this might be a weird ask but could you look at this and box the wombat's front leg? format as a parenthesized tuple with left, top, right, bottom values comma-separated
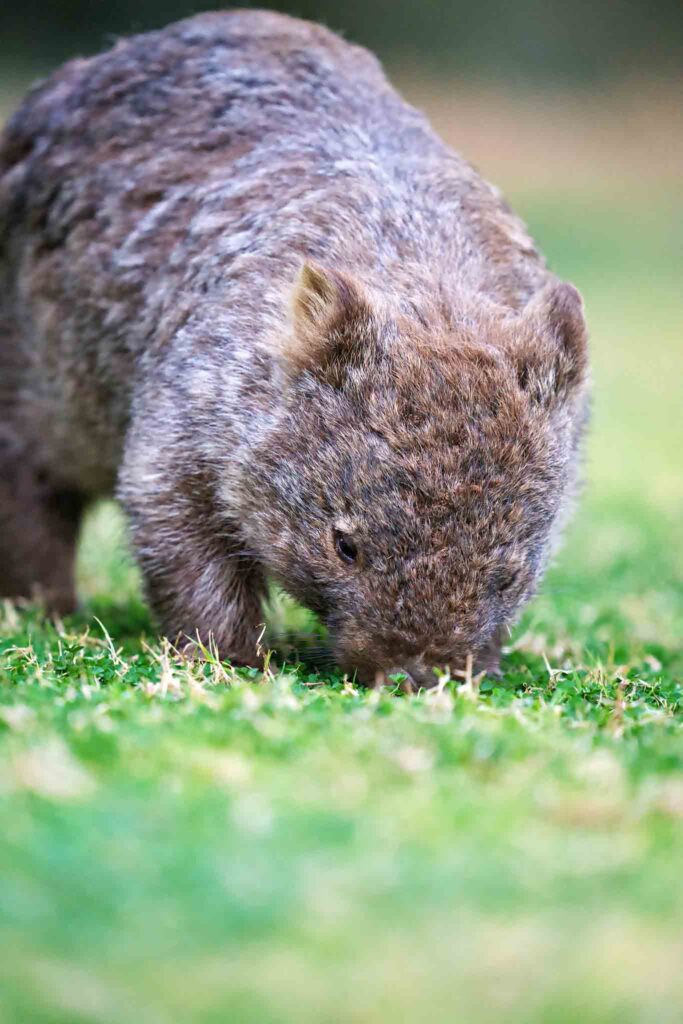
(131, 520, 267, 665)
(147, 552, 266, 667)
(120, 444, 266, 665)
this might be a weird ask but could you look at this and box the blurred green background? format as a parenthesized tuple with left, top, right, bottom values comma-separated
(3, 0, 683, 83)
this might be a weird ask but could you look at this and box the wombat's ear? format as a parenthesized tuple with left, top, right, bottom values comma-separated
(283, 262, 374, 382)
(515, 281, 588, 405)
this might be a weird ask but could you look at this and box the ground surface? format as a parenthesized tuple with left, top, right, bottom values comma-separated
(1, 87, 682, 1023)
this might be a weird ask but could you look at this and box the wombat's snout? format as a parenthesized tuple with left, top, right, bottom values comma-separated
(335, 630, 503, 690)
(384, 660, 440, 691)
(337, 648, 441, 691)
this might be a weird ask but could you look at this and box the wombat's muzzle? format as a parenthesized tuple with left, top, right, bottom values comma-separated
(361, 640, 503, 691)
(362, 659, 440, 692)
(388, 661, 439, 691)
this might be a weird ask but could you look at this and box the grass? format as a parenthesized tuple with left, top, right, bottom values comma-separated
(1, 104, 682, 1021)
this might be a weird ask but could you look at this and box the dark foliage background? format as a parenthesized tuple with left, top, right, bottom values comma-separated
(3, 0, 683, 83)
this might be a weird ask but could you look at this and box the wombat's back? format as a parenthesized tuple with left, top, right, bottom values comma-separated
(0, 8, 545, 492)
(0, 10, 393, 487)
(0, 9, 390, 273)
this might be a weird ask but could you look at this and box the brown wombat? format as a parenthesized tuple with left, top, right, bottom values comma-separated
(0, 10, 589, 686)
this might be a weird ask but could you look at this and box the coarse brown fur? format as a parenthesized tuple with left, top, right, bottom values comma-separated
(0, 9, 589, 686)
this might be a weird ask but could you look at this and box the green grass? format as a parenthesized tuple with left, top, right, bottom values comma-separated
(1, 189, 682, 1023)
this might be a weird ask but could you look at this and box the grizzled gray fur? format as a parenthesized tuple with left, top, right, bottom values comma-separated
(0, 9, 589, 686)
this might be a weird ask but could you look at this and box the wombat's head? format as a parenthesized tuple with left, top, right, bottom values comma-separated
(244, 263, 589, 686)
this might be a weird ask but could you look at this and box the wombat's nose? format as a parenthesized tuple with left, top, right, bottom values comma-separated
(387, 661, 439, 691)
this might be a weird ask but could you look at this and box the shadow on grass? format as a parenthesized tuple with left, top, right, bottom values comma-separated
(69, 596, 154, 650)
(69, 597, 339, 679)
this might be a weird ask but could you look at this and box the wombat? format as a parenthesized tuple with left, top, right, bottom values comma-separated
(0, 9, 589, 686)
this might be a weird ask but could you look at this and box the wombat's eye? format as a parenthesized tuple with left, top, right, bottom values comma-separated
(334, 530, 358, 565)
